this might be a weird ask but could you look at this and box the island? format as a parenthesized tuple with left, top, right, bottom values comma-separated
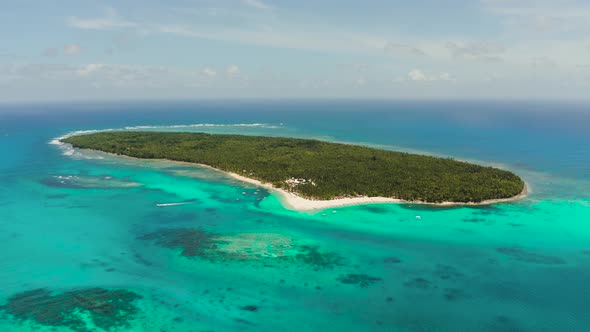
(61, 132, 526, 210)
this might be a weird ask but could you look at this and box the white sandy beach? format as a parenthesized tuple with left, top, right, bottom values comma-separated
(225, 171, 529, 211)
(63, 144, 528, 212)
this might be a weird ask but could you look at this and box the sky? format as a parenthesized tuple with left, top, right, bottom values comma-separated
(1, 0, 590, 101)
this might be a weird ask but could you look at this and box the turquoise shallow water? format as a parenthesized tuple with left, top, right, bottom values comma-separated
(0, 101, 589, 331)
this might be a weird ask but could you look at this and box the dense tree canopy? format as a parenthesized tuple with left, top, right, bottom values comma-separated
(63, 132, 525, 203)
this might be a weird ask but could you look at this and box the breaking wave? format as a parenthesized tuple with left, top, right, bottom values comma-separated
(49, 123, 282, 158)
(49, 129, 116, 159)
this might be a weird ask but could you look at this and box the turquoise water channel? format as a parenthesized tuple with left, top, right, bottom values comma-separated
(0, 101, 589, 331)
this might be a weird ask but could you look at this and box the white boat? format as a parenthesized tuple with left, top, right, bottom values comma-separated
(156, 202, 188, 207)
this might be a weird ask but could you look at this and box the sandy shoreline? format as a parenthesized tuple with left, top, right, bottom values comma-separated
(65, 145, 528, 211)
(226, 171, 529, 211)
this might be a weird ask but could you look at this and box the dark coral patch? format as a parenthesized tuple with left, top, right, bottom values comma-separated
(240, 305, 259, 312)
(337, 274, 382, 288)
(133, 253, 153, 266)
(139, 228, 219, 258)
(0, 288, 142, 332)
(443, 288, 467, 302)
(383, 256, 402, 264)
(361, 206, 390, 214)
(209, 195, 235, 204)
(140, 228, 345, 270)
(496, 247, 566, 265)
(46, 193, 70, 199)
(404, 278, 432, 290)
(432, 264, 464, 280)
(485, 315, 526, 332)
(462, 218, 486, 223)
(289, 245, 345, 270)
(234, 318, 256, 325)
(469, 205, 509, 217)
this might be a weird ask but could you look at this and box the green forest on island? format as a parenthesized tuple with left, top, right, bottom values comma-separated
(62, 132, 525, 203)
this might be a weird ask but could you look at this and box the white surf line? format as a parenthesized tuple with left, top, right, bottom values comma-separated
(124, 123, 280, 130)
(49, 123, 282, 157)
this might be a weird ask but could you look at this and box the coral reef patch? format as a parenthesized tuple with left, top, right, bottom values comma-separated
(337, 274, 382, 288)
(496, 247, 566, 265)
(139, 228, 345, 269)
(0, 288, 142, 332)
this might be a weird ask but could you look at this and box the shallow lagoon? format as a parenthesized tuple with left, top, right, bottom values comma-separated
(0, 101, 589, 331)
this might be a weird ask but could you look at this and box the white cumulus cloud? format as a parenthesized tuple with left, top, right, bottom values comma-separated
(407, 69, 453, 82)
(64, 44, 82, 56)
(408, 69, 427, 81)
(446, 42, 505, 62)
(202, 67, 217, 78)
(67, 8, 138, 30)
(241, 0, 270, 10)
(77, 64, 104, 76)
(384, 42, 426, 57)
(226, 65, 241, 77)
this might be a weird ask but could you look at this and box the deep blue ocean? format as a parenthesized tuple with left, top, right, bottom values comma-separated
(0, 100, 589, 331)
